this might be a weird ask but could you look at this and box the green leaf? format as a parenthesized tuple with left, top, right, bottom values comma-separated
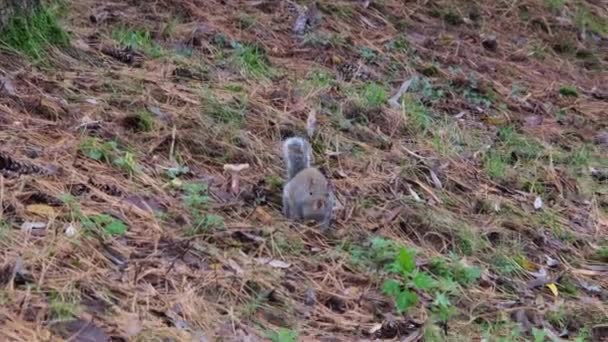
(433, 293, 450, 308)
(395, 289, 418, 313)
(454, 264, 482, 286)
(412, 271, 436, 290)
(381, 279, 401, 297)
(105, 219, 127, 236)
(86, 149, 103, 160)
(396, 247, 416, 274)
(532, 327, 547, 342)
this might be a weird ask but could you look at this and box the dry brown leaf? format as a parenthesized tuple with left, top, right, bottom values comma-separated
(25, 204, 56, 218)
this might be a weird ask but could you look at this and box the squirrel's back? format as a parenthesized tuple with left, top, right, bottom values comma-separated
(281, 136, 333, 231)
(282, 137, 312, 181)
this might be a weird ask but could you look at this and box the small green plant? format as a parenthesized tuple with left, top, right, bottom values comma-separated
(165, 165, 190, 179)
(412, 77, 445, 103)
(181, 183, 224, 234)
(79, 138, 118, 164)
(544, 0, 565, 12)
(232, 43, 272, 78)
(0, 5, 69, 60)
(0, 219, 11, 240)
(385, 35, 410, 52)
(559, 85, 578, 97)
(112, 26, 163, 58)
(266, 328, 298, 342)
(382, 247, 433, 313)
(403, 96, 433, 134)
(49, 291, 81, 320)
(306, 69, 335, 90)
(484, 149, 508, 179)
(347, 236, 402, 269)
(79, 138, 141, 175)
(81, 214, 127, 237)
(301, 31, 346, 48)
(360, 82, 388, 108)
(532, 327, 548, 342)
(575, 7, 608, 37)
(595, 246, 608, 261)
(360, 47, 377, 64)
(128, 109, 156, 132)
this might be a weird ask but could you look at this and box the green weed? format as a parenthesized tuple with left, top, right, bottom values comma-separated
(306, 69, 335, 90)
(360, 47, 377, 64)
(112, 26, 163, 58)
(0, 219, 10, 240)
(79, 138, 141, 176)
(559, 85, 579, 97)
(126, 109, 156, 132)
(412, 77, 445, 103)
(544, 0, 565, 12)
(266, 328, 298, 342)
(301, 32, 345, 48)
(575, 7, 608, 36)
(382, 246, 480, 317)
(165, 165, 190, 180)
(181, 183, 224, 235)
(385, 35, 410, 52)
(347, 236, 402, 269)
(483, 149, 509, 179)
(232, 43, 272, 78)
(361, 83, 388, 108)
(81, 214, 127, 237)
(0, 5, 69, 60)
(595, 246, 608, 261)
(49, 291, 81, 320)
(403, 95, 433, 134)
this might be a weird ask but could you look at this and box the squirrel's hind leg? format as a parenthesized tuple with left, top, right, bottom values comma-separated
(282, 195, 291, 218)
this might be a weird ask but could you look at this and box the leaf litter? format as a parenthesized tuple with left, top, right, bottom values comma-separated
(0, 0, 606, 340)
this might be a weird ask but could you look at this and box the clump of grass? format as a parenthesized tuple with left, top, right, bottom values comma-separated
(301, 32, 345, 48)
(123, 110, 156, 132)
(232, 42, 273, 78)
(544, 0, 565, 12)
(112, 26, 163, 58)
(0, 5, 69, 60)
(559, 85, 578, 97)
(49, 291, 81, 320)
(403, 95, 433, 134)
(201, 91, 247, 127)
(575, 7, 608, 37)
(304, 69, 335, 91)
(361, 82, 388, 108)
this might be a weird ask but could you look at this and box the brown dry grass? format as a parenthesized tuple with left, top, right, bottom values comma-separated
(0, 0, 607, 341)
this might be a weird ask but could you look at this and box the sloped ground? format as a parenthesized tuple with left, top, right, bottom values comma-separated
(0, 0, 607, 341)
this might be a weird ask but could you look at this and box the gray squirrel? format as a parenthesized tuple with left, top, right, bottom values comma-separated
(282, 137, 334, 231)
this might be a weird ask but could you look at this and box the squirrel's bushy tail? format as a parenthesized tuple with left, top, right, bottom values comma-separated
(283, 137, 312, 180)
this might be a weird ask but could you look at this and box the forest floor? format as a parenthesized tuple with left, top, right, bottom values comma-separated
(0, 0, 607, 341)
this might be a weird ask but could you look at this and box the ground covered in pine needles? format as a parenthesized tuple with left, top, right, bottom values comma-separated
(0, 0, 607, 341)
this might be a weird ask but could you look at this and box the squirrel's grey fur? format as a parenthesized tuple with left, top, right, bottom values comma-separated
(282, 137, 333, 231)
